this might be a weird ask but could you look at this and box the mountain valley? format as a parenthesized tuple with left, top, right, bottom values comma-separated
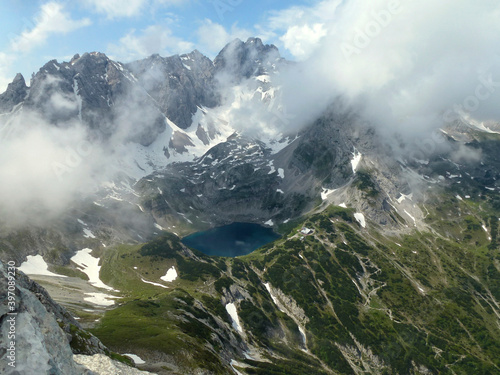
(0, 37, 500, 375)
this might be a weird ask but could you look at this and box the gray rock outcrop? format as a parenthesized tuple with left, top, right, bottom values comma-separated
(0, 73, 28, 114)
(0, 260, 92, 374)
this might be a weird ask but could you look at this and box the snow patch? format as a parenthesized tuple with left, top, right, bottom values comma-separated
(267, 161, 276, 174)
(123, 354, 145, 365)
(226, 303, 243, 333)
(339, 203, 347, 208)
(264, 219, 274, 226)
(298, 326, 308, 348)
(160, 266, 178, 282)
(230, 360, 245, 375)
(264, 283, 281, 308)
(397, 193, 413, 204)
(18, 255, 66, 277)
(71, 249, 115, 291)
(154, 223, 165, 231)
(277, 168, 285, 179)
(141, 278, 168, 289)
(83, 293, 119, 306)
(404, 210, 417, 226)
(354, 213, 366, 228)
(321, 188, 336, 200)
(83, 228, 96, 239)
(256, 75, 270, 83)
(351, 150, 362, 173)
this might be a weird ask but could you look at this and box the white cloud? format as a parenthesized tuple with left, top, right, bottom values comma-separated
(196, 19, 252, 57)
(81, 0, 146, 18)
(270, 0, 500, 137)
(81, 0, 186, 19)
(107, 25, 194, 62)
(280, 23, 327, 59)
(0, 111, 103, 225)
(257, 0, 341, 59)
(11, 2, 91, 53)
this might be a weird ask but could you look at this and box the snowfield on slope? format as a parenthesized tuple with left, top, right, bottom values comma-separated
(83, 292, 119, 307)
(354, 213, 366, 228)
(19, 255, 67, 277)
(71, 249, 116, 291)
(226, 303, 243, 333)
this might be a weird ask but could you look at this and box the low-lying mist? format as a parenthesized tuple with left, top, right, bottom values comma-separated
(273, 0, 500, 138)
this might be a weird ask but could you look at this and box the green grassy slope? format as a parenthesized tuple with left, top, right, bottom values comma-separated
(89, 188, 500, 375)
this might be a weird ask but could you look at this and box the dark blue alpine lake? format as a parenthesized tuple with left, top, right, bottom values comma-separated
(182, 222, 280, 257)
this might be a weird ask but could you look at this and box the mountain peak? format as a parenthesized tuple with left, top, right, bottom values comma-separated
(0, 72, 28, 113)
(214, 36, 282, 80)
(78, 51, 111, 63)
(245, 37, 264, 46)
(12, 73, 26, 84)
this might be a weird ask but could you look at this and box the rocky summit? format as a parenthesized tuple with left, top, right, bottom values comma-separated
(1, 36, 500, 375)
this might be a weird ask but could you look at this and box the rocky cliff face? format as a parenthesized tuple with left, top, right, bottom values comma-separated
(214, 37, 282, 80)
(0, 73, 28, 114)
(0, 260, 157, 374)
(0, 260, 92, 374)
(126, 49, 219, 130)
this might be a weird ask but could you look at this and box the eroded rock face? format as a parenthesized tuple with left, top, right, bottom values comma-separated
(0, 73, 28, 114)
(127, 50, 219, 130)
(0, 260, 92, 374)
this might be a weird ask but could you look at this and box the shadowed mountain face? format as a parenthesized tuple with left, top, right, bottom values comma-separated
(0, 38, 282, 133)
(0, 73, 28, 113)
(1, 36, 500, 375)
(214, 37, 282, 80)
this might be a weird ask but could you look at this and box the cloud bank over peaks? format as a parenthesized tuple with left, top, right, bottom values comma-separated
(266, 0, 500, 139)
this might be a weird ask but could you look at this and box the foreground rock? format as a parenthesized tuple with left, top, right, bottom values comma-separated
(0, 260, 152, 374)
